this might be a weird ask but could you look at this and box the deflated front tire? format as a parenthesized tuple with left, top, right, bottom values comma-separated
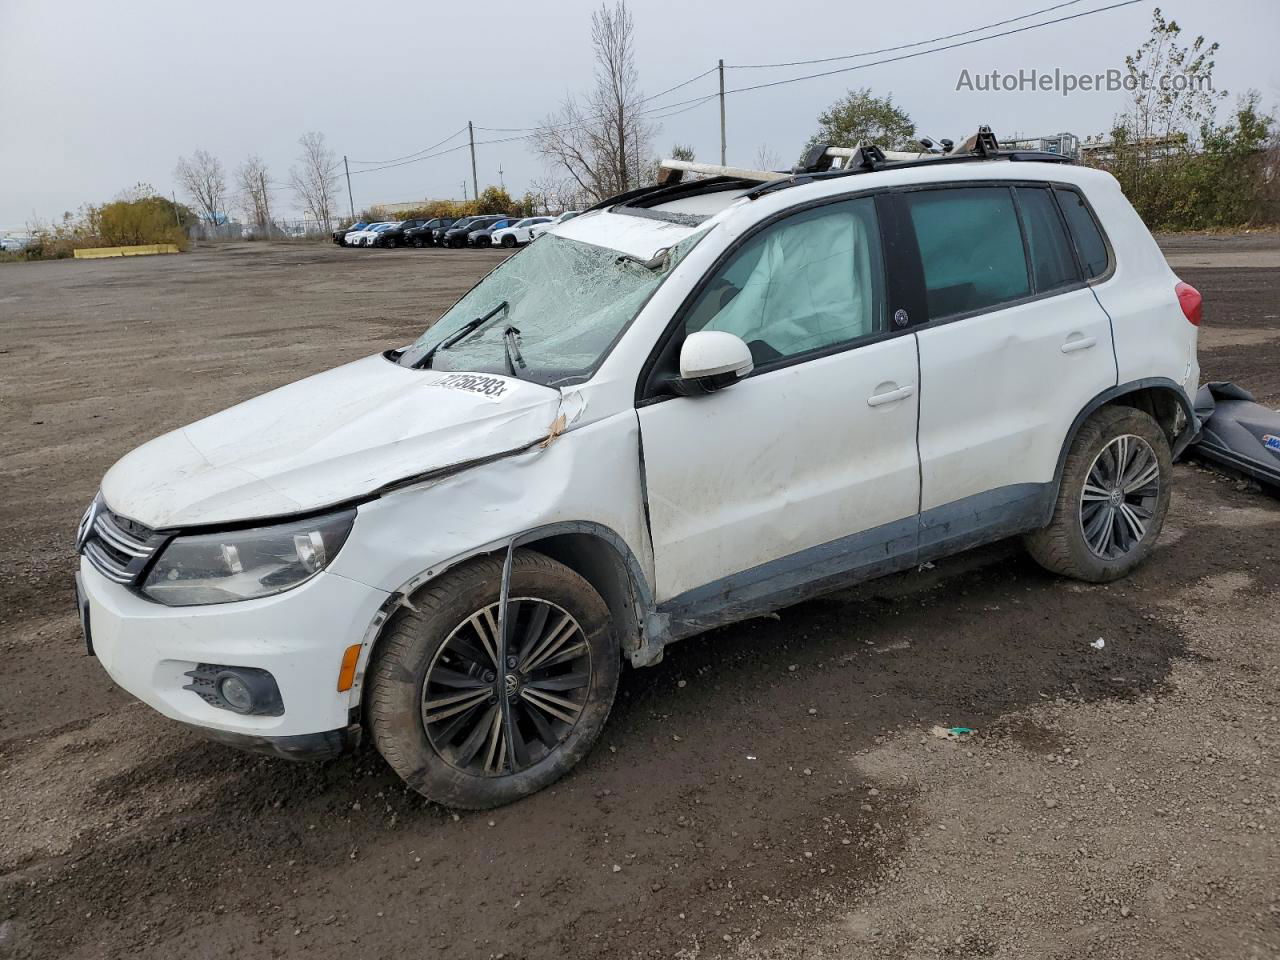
(366, 550, 619, 809)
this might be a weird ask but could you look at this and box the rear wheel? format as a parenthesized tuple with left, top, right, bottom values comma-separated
(1025, 405, 1171, 582)
(367, 551, 619, 808)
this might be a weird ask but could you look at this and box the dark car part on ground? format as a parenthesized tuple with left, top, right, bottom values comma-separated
(1189, 381, 1280, 493)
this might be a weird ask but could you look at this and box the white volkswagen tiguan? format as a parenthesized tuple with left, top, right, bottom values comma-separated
(76, 136, 1201, 808)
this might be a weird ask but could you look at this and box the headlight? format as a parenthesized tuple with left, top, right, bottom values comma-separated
(142, 509, 356, 606)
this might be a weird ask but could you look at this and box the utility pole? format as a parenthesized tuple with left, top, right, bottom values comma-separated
(718, 58, 726, 165)
(343, 155, 355, 221)
(461, 180, 467, 202)
(259, 170, 271, 230)
(498, 164, 505, 191)
(468, 121, 479, 203)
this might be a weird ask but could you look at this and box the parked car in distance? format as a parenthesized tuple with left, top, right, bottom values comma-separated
(1, 233, 37, 252)
(467, 217, 522, 247)
(343, 221, 389, 246)
(441, 215, 507, 248)
(333, 222, 369, 245)
(490, 216, 554, 247)
(433, 216, 480, 246)
(354, 222, 401, 247)
(76, 137, 1201, 810)
(404, 218, 456, 247)
(529, 210, 582, 240)
(372, 219, 429, 248)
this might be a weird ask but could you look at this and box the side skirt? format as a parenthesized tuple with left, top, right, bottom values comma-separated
(648, 482, 1053, 653)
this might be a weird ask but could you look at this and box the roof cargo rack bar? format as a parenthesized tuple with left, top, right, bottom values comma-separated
(656, 158, 790, 185)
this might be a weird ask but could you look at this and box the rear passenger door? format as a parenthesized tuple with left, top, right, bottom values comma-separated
(903, 183, 1116, 547)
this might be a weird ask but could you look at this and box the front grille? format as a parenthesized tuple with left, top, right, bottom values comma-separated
(79, 500, 167, 586)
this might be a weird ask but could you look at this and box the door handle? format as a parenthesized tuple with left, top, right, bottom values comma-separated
(1061, 335, 1097, 354)
(867, 384, 915, 407)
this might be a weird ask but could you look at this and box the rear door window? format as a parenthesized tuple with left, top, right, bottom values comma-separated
(903, 187, 1029, 319)
(1016, 186, 1080, 293)
(1054, 187, 1109, 279)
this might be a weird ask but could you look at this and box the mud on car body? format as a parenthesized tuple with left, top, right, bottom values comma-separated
(78, 133, 1201, 808)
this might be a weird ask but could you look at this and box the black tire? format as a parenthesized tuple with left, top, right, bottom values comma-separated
(1025, 405, 1172, 583)
(502, 234, 517, 248)
(413, 238, 424, 248)
(367, 550, 620, 809)
(385, 237, 397, 248)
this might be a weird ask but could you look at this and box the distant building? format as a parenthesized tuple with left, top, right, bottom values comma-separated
(1078, 133, 1188, 164)
(375, 200, 454, 214)
(1005, 132, 1081, 159)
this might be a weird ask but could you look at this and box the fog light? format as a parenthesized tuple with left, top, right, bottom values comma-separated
(218, 674, 254, 712)
(183, 663, 284, 717)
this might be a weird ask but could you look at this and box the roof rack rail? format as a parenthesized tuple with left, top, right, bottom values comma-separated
(599, 127, 1074, 212)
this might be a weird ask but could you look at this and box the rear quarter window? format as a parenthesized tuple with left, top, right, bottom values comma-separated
(1054, 187, 1110, 279)
(1016, 186, 1080, 293)
(904, 186, 1030, 319)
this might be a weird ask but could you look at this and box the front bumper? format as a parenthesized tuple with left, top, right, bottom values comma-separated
(79, 559, 390, 742)
(184, 721, 361, 760)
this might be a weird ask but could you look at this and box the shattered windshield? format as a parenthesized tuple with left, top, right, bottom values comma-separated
(397, 230, 705, 385)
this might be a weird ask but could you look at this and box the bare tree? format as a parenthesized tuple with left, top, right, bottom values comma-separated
(236, 155, 272, 227)
(754, 143, 781, 171)
(534, 1, 655, 201)
(174, 149, 227, 224)
(289, 132, 338, 227)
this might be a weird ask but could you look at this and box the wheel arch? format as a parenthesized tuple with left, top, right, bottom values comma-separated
(1050, 377, 1195, 511)
(350, 521, 654, 716)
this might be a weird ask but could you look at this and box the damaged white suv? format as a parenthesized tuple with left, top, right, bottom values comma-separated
(77, 133, 1202, 808)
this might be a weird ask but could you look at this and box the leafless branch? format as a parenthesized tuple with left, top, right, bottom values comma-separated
(174, 150, 227, 224)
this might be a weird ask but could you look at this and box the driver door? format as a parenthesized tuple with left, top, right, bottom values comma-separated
(636, 196, 922, 606)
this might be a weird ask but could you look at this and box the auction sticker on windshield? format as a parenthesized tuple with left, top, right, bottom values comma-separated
(425, 372, 511, 401)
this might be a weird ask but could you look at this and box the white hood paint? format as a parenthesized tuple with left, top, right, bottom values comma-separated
(101, 354, 565, 529)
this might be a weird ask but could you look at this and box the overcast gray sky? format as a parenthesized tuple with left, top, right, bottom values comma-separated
(1, 0, 1277, 229)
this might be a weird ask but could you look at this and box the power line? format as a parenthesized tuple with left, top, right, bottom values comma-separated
(344, 0, 1148, 180)
(473, 64, 721, 134)
(649, 0, 1150, 110)
(350, 126, 471, 167)
(727, 0, 1090, 69)
(349, 141, 472, 176)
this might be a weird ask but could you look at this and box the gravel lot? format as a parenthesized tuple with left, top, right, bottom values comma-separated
(1, 235, 1277, 960)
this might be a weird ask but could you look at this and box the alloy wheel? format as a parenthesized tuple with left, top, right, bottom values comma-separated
(421, 597, 592, 776)
(1079, 434, 1160, 560)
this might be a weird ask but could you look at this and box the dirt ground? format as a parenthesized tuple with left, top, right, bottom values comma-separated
(0, 235, 1277, 960)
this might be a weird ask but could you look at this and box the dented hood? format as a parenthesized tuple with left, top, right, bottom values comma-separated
(101, 354, 563, 529)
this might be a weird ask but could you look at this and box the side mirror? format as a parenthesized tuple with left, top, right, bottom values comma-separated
(673, 331, 754, 395)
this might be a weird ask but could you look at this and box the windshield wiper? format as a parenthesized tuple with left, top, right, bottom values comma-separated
(503, 326, 526, 379)
(412, 300, 509, 369)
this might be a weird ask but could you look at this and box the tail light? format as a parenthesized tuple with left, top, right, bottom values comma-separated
(1175, 281, 1202, 326)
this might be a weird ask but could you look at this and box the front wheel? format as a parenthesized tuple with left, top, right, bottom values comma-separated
(1025, 405, 1172, 583)
(501, 234, 517, 248)
(367, 551, 619, 808)
(385, 237, 397, 248)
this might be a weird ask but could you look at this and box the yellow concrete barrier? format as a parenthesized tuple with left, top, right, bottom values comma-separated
(74, 243, 181, 259)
